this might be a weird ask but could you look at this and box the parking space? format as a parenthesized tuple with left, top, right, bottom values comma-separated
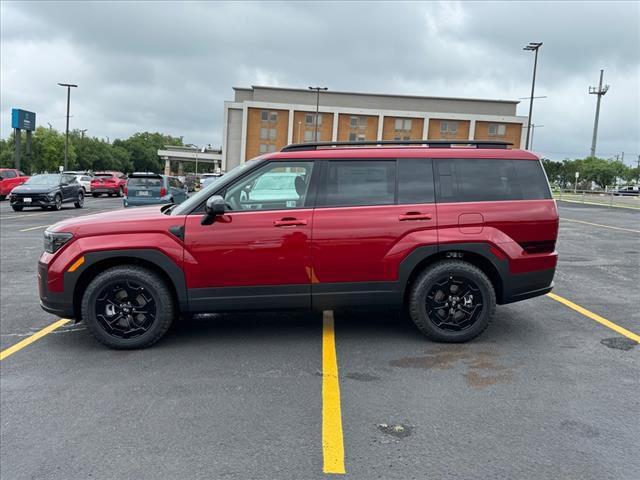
(1, 200, 638, 479)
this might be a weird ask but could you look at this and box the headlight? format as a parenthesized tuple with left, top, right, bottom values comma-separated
(43, 230, 73, 253)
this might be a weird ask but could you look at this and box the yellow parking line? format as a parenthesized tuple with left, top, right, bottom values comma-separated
(0, 319, 71, 361)
(547, 293, 640, 343)
(19, 225, 49, 232)
(561, 218, 640, 234)
(322, 310, 346, 475)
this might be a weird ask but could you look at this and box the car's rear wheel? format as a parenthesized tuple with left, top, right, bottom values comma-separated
(0, 194, 5, 201)
(11, 205, 23, 211)
(52, 194, 63, 211)
(74, 191, 84, 208)
(409, 260, 495, 343)
(81, 266, 175, 349)
(92, 193, 99, 198)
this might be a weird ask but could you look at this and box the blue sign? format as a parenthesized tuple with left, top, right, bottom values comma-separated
(11, 109, 36, 131)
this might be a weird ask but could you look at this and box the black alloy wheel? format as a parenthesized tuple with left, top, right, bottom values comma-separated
(409, 260, 496, 343)
(425, 275, 483, 332)
(81, 266, 175, 349)
(94, 281, 157, 340)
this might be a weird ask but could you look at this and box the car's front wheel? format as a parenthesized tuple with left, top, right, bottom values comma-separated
(409, 260, 495, 343)
(92, 193, 99, 198)
(81, 266, 175, 349)
(11, 205, 23, 211)
(52, 194, 63, 211)
(74, 191, 84, 208)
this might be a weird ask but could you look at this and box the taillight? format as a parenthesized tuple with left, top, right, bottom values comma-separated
(520, 241, 556, 254)
(160, 187, 167, 197)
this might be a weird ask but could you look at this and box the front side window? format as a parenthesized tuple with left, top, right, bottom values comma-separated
(224, 161, 314, 211)
(321, 160, 396, 207)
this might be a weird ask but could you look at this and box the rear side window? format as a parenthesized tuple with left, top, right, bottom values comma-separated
(1, 170, 17, 179)
(514, 160, 552, 199)
(435, 158, 550, 202)
(398, 159, 435, 204)
(322, 160, 396, 207)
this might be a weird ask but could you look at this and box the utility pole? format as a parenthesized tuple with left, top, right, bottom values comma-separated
(589, 70, 609, 158)
(308, 86, 328, 142)
(523, 42, 543, 150)
(57, 83, 78, 170)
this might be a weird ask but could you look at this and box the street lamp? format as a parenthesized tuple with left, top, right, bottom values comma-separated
(57, 82, 78, 169)
(308, 86, 328, 142)
(523, 42, 542, 150)
(297, 121, 302, 143)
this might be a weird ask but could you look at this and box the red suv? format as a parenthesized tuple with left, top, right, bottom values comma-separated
(0, 168, 29, 200)
(38, 140, 558, 349)
(90, 172, 126, 197)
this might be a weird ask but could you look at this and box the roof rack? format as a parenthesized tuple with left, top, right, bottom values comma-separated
(280, 139, 513, 152)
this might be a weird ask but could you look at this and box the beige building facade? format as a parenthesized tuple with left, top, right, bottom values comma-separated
(222, 86, 528, 171)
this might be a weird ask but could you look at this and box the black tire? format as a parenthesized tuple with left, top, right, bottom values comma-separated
(11, 205, 23, 211)
(81, 266, 175, 349)
(52, 194, 63, 211)
(0, 194, 5, 201)
(74, 191, 84, 208)
(92, 193, 100, 198)
(108, 193, 113, 197)
(408, 260, 495, 343)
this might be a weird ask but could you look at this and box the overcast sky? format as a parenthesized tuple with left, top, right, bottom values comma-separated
(1, 1, 639, 163)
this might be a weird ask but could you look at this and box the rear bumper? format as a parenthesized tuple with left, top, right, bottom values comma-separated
(499, 267, 555, 304)
(123, 196, 172, 207)
(92, 187, 119, 194)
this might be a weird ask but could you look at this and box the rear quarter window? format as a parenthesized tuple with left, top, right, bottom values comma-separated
(435, 158, 551, 202)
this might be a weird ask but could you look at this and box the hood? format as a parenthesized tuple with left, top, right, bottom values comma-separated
(48, 205, 175, 237)
(11, 184, 58, 194)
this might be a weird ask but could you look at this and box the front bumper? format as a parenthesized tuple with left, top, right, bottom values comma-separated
(38, 261, 75, 319)
(10, 195, 56, 207)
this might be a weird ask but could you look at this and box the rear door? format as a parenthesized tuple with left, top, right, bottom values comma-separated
(60, 173, 77, 200)
(311, 158, 438, 308)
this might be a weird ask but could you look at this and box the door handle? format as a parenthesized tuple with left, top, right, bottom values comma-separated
(274, 218, 307, 227)
(398, 212, 432, 221)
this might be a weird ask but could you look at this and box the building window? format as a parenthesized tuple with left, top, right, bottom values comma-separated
(350, 115, 367, 129)
(306, 113, 322, 126)
(260, 128, 277, 140)
(348, 133, 356, 142)
(261, 110, 278, 123)
(394, 118, 412, 131)
(269, 128, 276, 141)
(268, 144, 277, 153)
(440, 120, 458, 135)
(259, 143, 268, 154)
(488, 123, 506, 136)
(394, 136, 401, 141)
(357, 134, 366, 142)
(304, 130, 315, 142)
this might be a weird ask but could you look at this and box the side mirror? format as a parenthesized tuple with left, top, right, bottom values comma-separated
(201, 195, 225, 225)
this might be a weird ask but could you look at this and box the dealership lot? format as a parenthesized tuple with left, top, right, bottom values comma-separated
(1, 198, 638, 479)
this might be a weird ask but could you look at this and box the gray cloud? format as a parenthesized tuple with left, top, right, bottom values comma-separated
(1, 0, 638, 162)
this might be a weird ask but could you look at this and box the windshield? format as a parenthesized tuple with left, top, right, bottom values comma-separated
(171, 159, 260, 215)
(24, 174, 60, 186)
(254, 174, 296, 190)
(128, 177, 163, 187)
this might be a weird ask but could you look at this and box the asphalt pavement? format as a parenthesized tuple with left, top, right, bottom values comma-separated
(1, 198, 638, 479)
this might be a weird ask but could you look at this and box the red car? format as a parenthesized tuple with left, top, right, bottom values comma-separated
(90, 171, 126, 197)
(39, 140, 558, 349)
(0, 168, 29, 200)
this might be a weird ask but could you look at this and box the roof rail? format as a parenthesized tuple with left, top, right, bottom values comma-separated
(280, 139, 513, 152)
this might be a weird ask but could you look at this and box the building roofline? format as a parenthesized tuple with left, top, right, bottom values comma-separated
(232, 85, 520, 105)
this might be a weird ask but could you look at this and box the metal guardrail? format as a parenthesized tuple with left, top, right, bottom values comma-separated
(553, 189, 640, 209)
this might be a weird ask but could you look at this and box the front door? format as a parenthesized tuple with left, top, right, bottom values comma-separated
(183, 160, 317, 312)
(311, 158, 438, 308)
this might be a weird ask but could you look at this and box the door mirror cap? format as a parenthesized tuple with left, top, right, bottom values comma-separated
(202, 195, 225, 225)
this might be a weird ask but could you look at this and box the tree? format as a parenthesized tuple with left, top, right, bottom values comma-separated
(541, 158, 564, 186)
(580, 157, 628, 189)
(114, 132, 183, 173)
(30, 127, 76, 173)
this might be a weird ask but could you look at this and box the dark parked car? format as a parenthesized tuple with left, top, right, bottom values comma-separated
(613, 185, 639, 196)
(39, 140, 558, 350)
(9, 173, 84, 211)
(123, 173, 189, 207)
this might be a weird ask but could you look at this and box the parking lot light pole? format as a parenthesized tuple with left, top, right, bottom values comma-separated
(523, 42, 542, 150)
(308, 86, 328, 142)
(57, 83, 78, 170)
